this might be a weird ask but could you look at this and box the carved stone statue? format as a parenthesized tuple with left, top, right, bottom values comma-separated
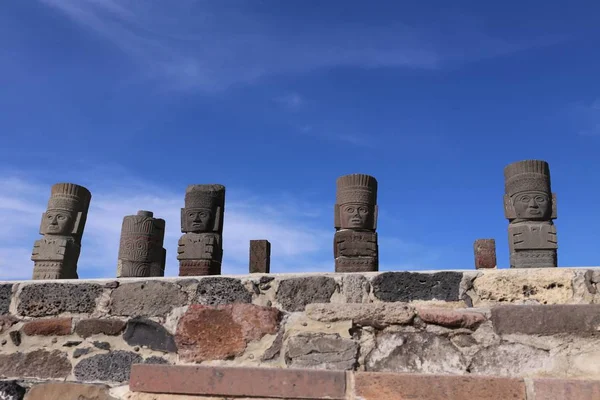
(504, 160, 558, 268)
(32, 183, 92, 279)
(117, 210, 166, 277)
(334, 174, 378, 272)
(177, 184, 225, 276)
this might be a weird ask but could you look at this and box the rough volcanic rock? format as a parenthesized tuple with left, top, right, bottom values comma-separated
(0, 350, 71, 379)
(0, 285, 12, 315)
(110, 281, 187, 317)
(276, 276, 337, 312)
(195, 277, 252, 306)
(372, 272, 463, 302)
(74, 351, 142, 383)
(17, 283, 102, 317)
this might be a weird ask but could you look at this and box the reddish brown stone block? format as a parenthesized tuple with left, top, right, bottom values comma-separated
(130, 364, 346, 399)
(249, 240, 271, 274)
(175, 303, 281, 362)
(532, 378, 600, 400)
(354, 372, 526, 400)
(416, 307, 486, 329)
(474, 239, 496, 269)
(75, 318, 126, 338)
(22, 317, 72, 336)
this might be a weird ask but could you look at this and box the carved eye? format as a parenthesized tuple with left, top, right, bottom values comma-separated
(358, 207, 369, 214)
(345, 207, 355, 213)
(58, 215, 66, 220)
(519, 196, 530, 203)
(535, 196, 546, 203)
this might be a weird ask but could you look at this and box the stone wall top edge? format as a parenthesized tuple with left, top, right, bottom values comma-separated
(1, 266, 599, 284)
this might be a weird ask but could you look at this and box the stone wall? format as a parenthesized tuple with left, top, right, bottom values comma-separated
(1, 268, 600, 399)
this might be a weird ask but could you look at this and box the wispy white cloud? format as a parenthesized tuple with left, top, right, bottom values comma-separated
(275, 93, 304, 112)
(297, 124, 377, 148)
(36, 0, 561, 92)
(571, 99, 600, 137)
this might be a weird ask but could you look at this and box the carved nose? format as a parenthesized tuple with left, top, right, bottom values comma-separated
(528, 200, 538, 208)
(50, 217, 58, 224)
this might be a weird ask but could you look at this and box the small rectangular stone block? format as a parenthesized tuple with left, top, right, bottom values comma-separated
(354, 372, 526, 400)
(491, 304, 600, 335)
(532, 378, 600, 400)
(249, 240, 271, 274)
(474, 239, 496, 269)
(130, 364, 346, 399)
(0, 284, 12, 315)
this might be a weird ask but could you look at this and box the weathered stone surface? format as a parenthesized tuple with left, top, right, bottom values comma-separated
(143, 356, 170, 365)
(123, 317, 177, 353)
(75, 318, 126, 338)
(110, 281, 187, 317)
(276, 276, 337, 312)
(469, 343, 551, 376)
(0, 350, 71, 379)
(261, 329, 284, 361)
(355, 372, 526, 400)
(0, 315, 18, 333)
(342, 274, 370, 303)
(195, 277, 252, 306)
(17, 283, 102, 317)
(366, 332, 468, 374)
(474, 239, 497, 269)
(472, 269, 573, 305)
(249, 240, 270, 274)
(130, 364, 347, 399)
(0, 381, 26, 400)
(176, 303, 280, 362)
(305, 303, 414, 328)
(285, 333, 358, 370)
(9, 331, 21, 346)
(24, 382, 116, 400)
(0, 285, 12, 315)
(532, 378, 600, 400)
(492, 304, 600, 335)
(73, 348, 91, 358)
(22, 317, 72, 336)
(74, 350, 142, 382)
(93, 341, 111, 350)
(417, 308, 486, 329)
(372, 272, 463, 302)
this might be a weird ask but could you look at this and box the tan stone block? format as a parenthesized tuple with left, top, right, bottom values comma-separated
(305, 303, 414, 327)
(354, 372, 526, 400)
(472, 269, 574, 305)
(25, 382, 116, 400)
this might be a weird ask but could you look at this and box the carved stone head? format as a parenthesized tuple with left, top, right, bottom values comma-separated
(335, 174, 378, 230)
(40, 183, 92, 237)
(181, 184, 225, 233)
(504, 160, 555, 221)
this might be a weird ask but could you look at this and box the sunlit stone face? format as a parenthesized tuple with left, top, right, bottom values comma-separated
(512, 191, 551, 220)
(185, 208, 213, 232)
(43, 210, 75, 235)
(340, 203, 373, 229)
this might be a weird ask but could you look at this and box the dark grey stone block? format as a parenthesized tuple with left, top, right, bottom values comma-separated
(372, 272, 463, 302)
(276, 276, 337, 312)
(143, 356, 170, 364)
(0, 381, 26, 400)
(0, 285, 12, 315)
(74, 351, 142, 382)
(17, 283, 102, 317)
(123, 317, 177, 353)
(195, 277, 252, 306)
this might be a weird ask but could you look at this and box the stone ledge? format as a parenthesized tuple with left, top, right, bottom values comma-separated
(129, 365, 346, 399)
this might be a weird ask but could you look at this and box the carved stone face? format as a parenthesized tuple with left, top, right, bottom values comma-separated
(340, 203, 373, 229)
(512, 191, 551, 220)
(43, 210, 75, 235)
(185, 208, 213, 232)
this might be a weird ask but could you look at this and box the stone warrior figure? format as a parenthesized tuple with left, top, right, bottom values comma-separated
(117, 210, 166, 277)
(334, 174, 378, 272)
(504, 160, 558, 268)
(177, 184, 225, 276)
(31, 183, 92, 279)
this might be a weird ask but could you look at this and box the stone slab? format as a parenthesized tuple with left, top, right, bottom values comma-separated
(22, 317, 72, 336)
(372, 272, 462, 302)
(110, 281, 187, 317)
(532, 378, 600, 400)
(75, 318, 126, 338)
(354, 372, 526, 400)
(305, 303, 414, 327)
(24, 382, 116, 400)
(17, 283, 102, 317)
(491, 304, 600, 335)
(130, 365, 346, 399)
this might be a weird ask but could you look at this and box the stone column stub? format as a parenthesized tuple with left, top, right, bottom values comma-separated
(504, 159, 558, 268)
(117, 210, 167, 278)
(249, 240, 271, 273)
(31, 182, 92, 279)
(473, 239, 496, 269)
(334, 173, 379, 273)
(178, 184, 225, 276)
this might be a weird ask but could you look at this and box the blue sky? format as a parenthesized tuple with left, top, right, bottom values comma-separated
(1, 1, 600, 279)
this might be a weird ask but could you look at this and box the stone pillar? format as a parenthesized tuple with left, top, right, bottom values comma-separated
(334, 174, 378, 272)
(474, 239, 496, 269)
(504, 160, 558, 268)
(31, 183, 92, 279)
(177, 184, 225, 276)
(249, 240, 271, 273)
(117, 210, 166, 277)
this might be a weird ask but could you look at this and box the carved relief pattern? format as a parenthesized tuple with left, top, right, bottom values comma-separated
(178, 184, 225, 276)
(334, 174, 379, 273)
(504, 160, 558, 268)
(31, 183, 91, 280)
(117, 211, 166, 278)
